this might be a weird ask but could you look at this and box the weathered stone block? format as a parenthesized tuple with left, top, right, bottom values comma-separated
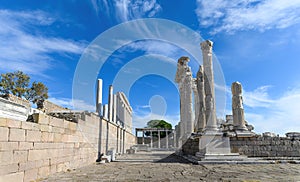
(13, 150, 28, 163)
(6, 119, 21, 128)
(35, 113, 49, 125)
(0, 163, 19, 175)
(0, 172, 24, 182)
(9, 128, 25, 142)
(38, 166, 50, 178)
(21, 121, 40, 131)
(0, 117, 7, 127)
(19, 142, 34, 150)
(28, 149, 48, 161)
(24, 168, 38, 182)
(0, 151, 13, 165)
(49, 117, 64, 127)
(41, 132, 49, 142)
(49, 164, 57, 174)
(40, 124, 52, 132)
(0, 142, 18, 151)
(26, 130, 42, 142)
(0, 127, 9, 141)
(52, 126, 64, 133)
(53, 133, 62, 142)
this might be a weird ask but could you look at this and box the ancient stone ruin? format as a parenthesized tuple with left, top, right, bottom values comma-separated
(175, 40, 300, 163)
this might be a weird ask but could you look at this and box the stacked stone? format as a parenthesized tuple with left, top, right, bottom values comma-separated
(230, 136, 300, 157)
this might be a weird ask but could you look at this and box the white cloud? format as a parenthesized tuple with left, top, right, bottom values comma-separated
(240, 86, 300, 135)
(91, 0, 162, 22)
(0, 9, 86, 75)
(48, 97, 95, 111)
(126, 40, 182, 59)
(196, 0, 300, 33)
(243, 85, 274, 107)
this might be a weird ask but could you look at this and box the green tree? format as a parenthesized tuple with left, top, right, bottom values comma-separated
(0, 71, 48, 103)
(25, 81, 48, 103)
(0, 71, 30, 97)
(145, 120, 172, 138)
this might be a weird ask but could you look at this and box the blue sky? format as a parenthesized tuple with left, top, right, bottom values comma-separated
(1, 0, 300, 135)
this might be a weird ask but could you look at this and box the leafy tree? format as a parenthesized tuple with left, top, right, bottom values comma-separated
(145, 120, 172, 138)
(0, 71, 48, 103)
(0, 71, 30, 97)
(25, 81, 48, 103)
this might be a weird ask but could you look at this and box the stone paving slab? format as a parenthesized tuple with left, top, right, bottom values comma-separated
(42, 151, 300, 182)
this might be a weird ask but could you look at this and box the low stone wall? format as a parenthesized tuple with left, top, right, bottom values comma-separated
(41, 100, 70, 113)
(230, 136, 300, 157)
(180, 136, 300, 158)
(0, 112, 136, 182)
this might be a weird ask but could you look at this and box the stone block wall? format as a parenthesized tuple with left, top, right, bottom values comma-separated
(181, 138, 200, 156)
(41, 100, 70, 113)
(230, 136, 300, 157)
(0, 112, 136, 182)
(180, 136, 300, 158)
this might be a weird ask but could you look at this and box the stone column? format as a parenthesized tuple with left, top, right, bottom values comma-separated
(193, 78, 200, 132)
(142, 131, 145, 145)
(175, 56, 194, 140)
(96, 79, 103, 115)
(108, 85, 113, 122)
(166, 130, 169, 149)
(103, 104, 108, 119)
(113, 94, 117, 123)
(201, 40, 218, 132)
(158, 130, 161, 149)
(123, 129, 126, 154)
(196, 66, 206, 132)
(231, 82, 248, 131)
(150, 131, 153, 148)
(117, 126, 119, 153)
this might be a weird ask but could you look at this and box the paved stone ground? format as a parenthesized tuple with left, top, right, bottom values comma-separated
(42, 151, 300, 182)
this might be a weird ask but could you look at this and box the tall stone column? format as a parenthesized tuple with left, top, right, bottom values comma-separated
(196, 66, 206, 132)
(96, 79, 103, 115)
(108, 85, 113, 122)
(201, 40, 218, 132)
(175, 56, 194, 141)
(193, 78, 200, 132)
(231, 82, 248, 131)
(113, 94, 117, 123)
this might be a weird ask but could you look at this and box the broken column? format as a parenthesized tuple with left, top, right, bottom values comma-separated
(231, 82, 254, 137)
(96, 79, 103, 116)
(175, 56, 194, 142)
(108, 85, 113, 122)
(200, 40, 218, 132)
(196, 66, 206, 132)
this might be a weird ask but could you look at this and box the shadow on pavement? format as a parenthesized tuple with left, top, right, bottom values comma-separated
(154, 153, 191, 164)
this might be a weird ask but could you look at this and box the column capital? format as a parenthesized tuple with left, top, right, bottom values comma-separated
(200, 40, 213, 53)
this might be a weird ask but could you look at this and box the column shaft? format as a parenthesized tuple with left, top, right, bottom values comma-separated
(201, 40, 218, 131)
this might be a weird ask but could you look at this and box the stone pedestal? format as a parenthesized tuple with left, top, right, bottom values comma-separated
(196, 134, 241, 160)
